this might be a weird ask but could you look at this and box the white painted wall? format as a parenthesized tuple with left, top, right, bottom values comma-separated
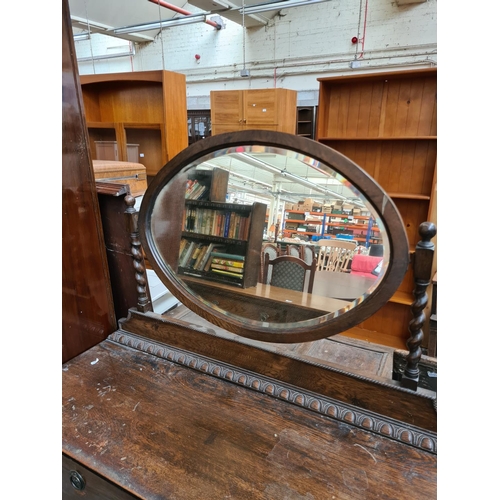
(75, 0, 437, 107)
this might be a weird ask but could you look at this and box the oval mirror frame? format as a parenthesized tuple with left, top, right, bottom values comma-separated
(139, 130, 410, 343)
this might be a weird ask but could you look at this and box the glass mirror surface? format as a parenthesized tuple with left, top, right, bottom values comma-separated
(149, 144, 390, 331)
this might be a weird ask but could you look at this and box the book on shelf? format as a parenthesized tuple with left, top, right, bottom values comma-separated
(211, 258, 245, 268)
(186, 243, 202, 268)
(178, 238, 188, 259)
(211, 264, 244, 274)
(179, 240, 194, 266)
(202, 244, 227, 272)
(210, 251, 245, 261)
(193, 243, 209, 269)
(223, 212, 231, 238)
(197, 243, 224, 271)
(185, 179, 206, 200)
(210, 269, 244, 279)
(179, 241, 195, 267)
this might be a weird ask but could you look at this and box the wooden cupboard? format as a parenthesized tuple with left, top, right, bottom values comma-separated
(316, 68, 437, 349)
(210, 89, 297, 135)
(80, 70, 188, 178)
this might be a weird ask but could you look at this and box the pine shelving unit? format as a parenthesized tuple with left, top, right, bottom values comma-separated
(316, 68, 437, 349)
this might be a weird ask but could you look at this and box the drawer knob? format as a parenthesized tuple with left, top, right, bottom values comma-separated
(69, 470, 86, 491)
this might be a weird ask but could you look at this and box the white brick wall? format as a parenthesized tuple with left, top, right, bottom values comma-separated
(75, 0, 437, 107)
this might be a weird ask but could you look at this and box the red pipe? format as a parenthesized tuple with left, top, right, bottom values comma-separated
(148, 0, 221, 29)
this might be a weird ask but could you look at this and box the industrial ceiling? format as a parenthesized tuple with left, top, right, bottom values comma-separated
(69, 0, 330, 42)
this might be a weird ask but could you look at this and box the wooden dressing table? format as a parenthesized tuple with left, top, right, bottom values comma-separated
(62, 2, 436, 496)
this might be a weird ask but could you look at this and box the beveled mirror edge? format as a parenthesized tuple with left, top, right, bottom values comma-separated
(139, 130, 410, 343)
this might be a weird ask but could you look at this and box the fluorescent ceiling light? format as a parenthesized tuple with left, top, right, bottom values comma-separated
(114, 14, 209, 35)
(236, 153, 352, 202)
(73, 32, 90, 41)
(239, 0, 331, 15)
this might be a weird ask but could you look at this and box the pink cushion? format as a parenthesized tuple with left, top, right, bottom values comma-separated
(350, 255, 383, 279)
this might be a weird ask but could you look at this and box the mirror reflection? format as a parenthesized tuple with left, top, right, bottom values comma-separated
(150, 145, 389, 329)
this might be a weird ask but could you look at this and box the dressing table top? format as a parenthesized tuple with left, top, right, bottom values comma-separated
(62, 339, 436, 500)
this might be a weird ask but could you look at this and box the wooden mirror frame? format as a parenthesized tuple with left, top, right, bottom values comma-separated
(139, 130, 410, 343)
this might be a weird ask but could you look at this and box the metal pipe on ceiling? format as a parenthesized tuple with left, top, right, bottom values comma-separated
(147, 0, 222, 29)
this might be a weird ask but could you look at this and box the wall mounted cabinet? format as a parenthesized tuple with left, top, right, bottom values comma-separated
(80, 70, 188, 178)
(210, 89, 297, 135)
(316, 68, 437, 349)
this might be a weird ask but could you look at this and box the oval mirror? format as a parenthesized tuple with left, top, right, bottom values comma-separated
(139, 131, 409, 343)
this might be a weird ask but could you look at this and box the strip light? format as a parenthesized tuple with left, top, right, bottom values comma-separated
(239, 0, 331, 15)
(73, 32, 90, 41)
(236, 153, 361, 204)
(114, 14, 213, 35)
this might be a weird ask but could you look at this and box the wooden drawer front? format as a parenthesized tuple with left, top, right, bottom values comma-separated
(62, 455, 138, 499)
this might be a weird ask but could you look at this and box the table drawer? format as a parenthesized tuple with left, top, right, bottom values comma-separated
(62, 455, 138, 499)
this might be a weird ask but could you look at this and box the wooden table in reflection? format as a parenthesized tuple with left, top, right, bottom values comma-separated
(312, 271, 379, 301)
(181, 275, 351, 323)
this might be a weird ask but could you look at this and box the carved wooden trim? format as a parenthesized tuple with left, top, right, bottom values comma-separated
(108, 329, 437, 454)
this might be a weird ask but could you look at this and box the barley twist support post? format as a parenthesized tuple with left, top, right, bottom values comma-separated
(401, 221, 437, 391)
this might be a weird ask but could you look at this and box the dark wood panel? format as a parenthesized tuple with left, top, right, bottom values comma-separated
(62, 0, 116, 363)
(119, 309, 437, 431)
(63, 340, 437, 500)
(96, 185, 151, 322)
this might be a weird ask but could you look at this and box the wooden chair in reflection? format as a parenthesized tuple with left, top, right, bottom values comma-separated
(300, 244, 315, 266)
(316, 239, 357, 272)
(260, 242, 281, 283)
(286, 244, 301, 258)
(264, 254, 316, 293)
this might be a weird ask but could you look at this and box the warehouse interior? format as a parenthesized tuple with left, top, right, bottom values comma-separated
(5, 1, 497, 497)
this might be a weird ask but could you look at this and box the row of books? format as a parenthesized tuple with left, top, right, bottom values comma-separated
(183, 207, 251, 240)
(185, 179, 208, 200)
(178, 239, 246, 280)
(209, 253, 245, 280)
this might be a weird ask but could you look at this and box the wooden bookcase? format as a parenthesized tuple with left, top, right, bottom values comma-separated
(177, 168, 266, 288)
(316, 68, 437, 349)
(296, 106, 316, 139)
(80, 70, 188, 178)
(210, 89, 297, 135)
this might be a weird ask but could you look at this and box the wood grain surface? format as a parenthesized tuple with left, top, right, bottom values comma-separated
(63, 340, 436, 500)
